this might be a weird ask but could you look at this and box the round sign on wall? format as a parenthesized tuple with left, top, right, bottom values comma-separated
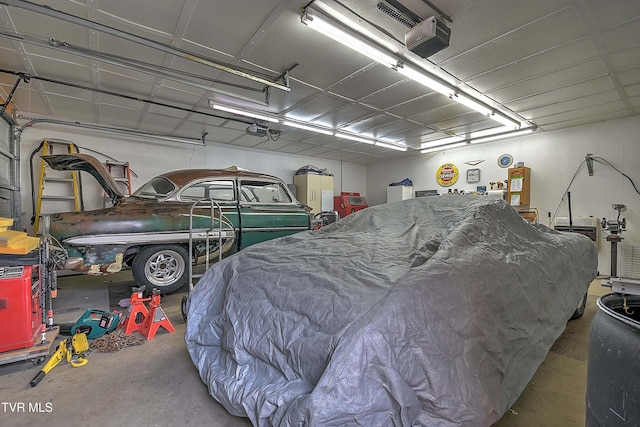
(498, 154, 513, 168)
(436, 163, 459, 187)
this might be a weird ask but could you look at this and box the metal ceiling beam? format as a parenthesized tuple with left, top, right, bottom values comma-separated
(17, 118, 206, 146)
(0, 31, 268, 105)
(0, 0, 291, 92)
(0, 69, 255, 127)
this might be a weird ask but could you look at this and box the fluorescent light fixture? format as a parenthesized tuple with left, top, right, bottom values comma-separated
(452, 93, 492, 116)
(377, 137, 403, 145)
(398, 65, 452, 97)
(310, 1, 402, 53)
(301, 11, 398, 68)
(420, 142, 467, 154)
(335, 132, 375, 144)
(300, 6, 529, 139)
(491, 112, 521, 129)
(210, 103, 279, 123)
(470, 126, 512, 138)
(469, 128, 535, 144)
(282, 120, 334, 135)
(375, 141, 407, 151)
(454, 94, 523, 128)
(420, 136, 464, 149)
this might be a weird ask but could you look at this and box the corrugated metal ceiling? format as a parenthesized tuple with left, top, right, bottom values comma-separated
(0, 0, 638, 164)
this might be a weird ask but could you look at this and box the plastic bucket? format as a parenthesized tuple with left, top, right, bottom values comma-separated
(586, 293, 640, 426)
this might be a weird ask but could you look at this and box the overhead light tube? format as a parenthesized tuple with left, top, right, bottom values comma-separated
(310, 1, 403, 53)
(398, 65, 453, 97)
(469, 128, 535, 144)
(300, 6, 528, 134)
(491, 112, 522, 129)
(469, 126, 512, 138)
(452, 93, 492, 116)
(335, 132, 375, 144)
(210, 103, 279, 123)
(375, 141, 407, 151)
(420, 142, 467, 154)
(282, 120, 334, 135)
(420, 136, 464, 149)
(301, 12, 398, 68)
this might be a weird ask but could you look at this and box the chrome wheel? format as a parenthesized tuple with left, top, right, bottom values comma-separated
(145, 249, 186, 287)
(132, 245, 189, 294)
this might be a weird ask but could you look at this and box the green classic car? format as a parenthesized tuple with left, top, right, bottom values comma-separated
(42, 153, 313, 293)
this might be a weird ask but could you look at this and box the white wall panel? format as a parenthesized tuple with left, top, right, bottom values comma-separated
(366, 114, 640, 276)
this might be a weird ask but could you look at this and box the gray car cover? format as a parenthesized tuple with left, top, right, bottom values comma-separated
(185, 196, 597, 426)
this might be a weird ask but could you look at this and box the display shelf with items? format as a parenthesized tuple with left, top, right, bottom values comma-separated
(507, 167, 531, 208)
(487, 180, 507, 200)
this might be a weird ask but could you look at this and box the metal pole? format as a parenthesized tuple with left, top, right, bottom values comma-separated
(567, 191, 573, 232)
(611, 240, 618, 278)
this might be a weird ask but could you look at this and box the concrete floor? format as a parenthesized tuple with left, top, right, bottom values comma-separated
(0, 272, 607, 426)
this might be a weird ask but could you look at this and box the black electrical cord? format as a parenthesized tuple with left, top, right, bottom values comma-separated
(550, 159, 586, 225)
(0, 69, 256, 127)
(551, 155, 640, 226)
(268, 129, 281, 141)
(592, 156, 640, 195)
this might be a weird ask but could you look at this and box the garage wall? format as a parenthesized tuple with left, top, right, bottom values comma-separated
(366, 115, 640, 276)
(18, 125, 366, 232)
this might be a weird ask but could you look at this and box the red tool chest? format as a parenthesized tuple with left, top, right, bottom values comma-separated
(0, 265, 42, 353)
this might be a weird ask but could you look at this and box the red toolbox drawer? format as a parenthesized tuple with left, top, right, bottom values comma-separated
(0, 265, 42, 353)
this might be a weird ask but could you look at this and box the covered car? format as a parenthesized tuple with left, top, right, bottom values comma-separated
(185, 195, 597, 426)
(41, 153, 312, 293)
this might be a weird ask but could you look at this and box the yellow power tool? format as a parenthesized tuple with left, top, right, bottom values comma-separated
(30, 332, 89, 387)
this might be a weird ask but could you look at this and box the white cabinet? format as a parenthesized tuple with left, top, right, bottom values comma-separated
(294, 174, 334, 213)
(387, 186, 413, 203)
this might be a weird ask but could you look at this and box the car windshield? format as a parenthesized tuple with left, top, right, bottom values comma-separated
(132, 177, 177, 200)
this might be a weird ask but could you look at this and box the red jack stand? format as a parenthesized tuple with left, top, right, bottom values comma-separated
(119, 287, 150, 335)
(139, 289, 175, 340)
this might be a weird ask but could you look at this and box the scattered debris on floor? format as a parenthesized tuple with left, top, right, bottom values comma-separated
(91, 330, 145, 353)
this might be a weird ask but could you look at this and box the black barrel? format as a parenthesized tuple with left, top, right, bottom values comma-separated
(586, 293, 640, 426)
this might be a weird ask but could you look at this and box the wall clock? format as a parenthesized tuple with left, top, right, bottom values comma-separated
(466, 168, 481, 183)
(498, 154, 513, 168)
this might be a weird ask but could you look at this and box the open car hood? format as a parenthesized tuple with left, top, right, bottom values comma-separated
(42, 153, 125, 202)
